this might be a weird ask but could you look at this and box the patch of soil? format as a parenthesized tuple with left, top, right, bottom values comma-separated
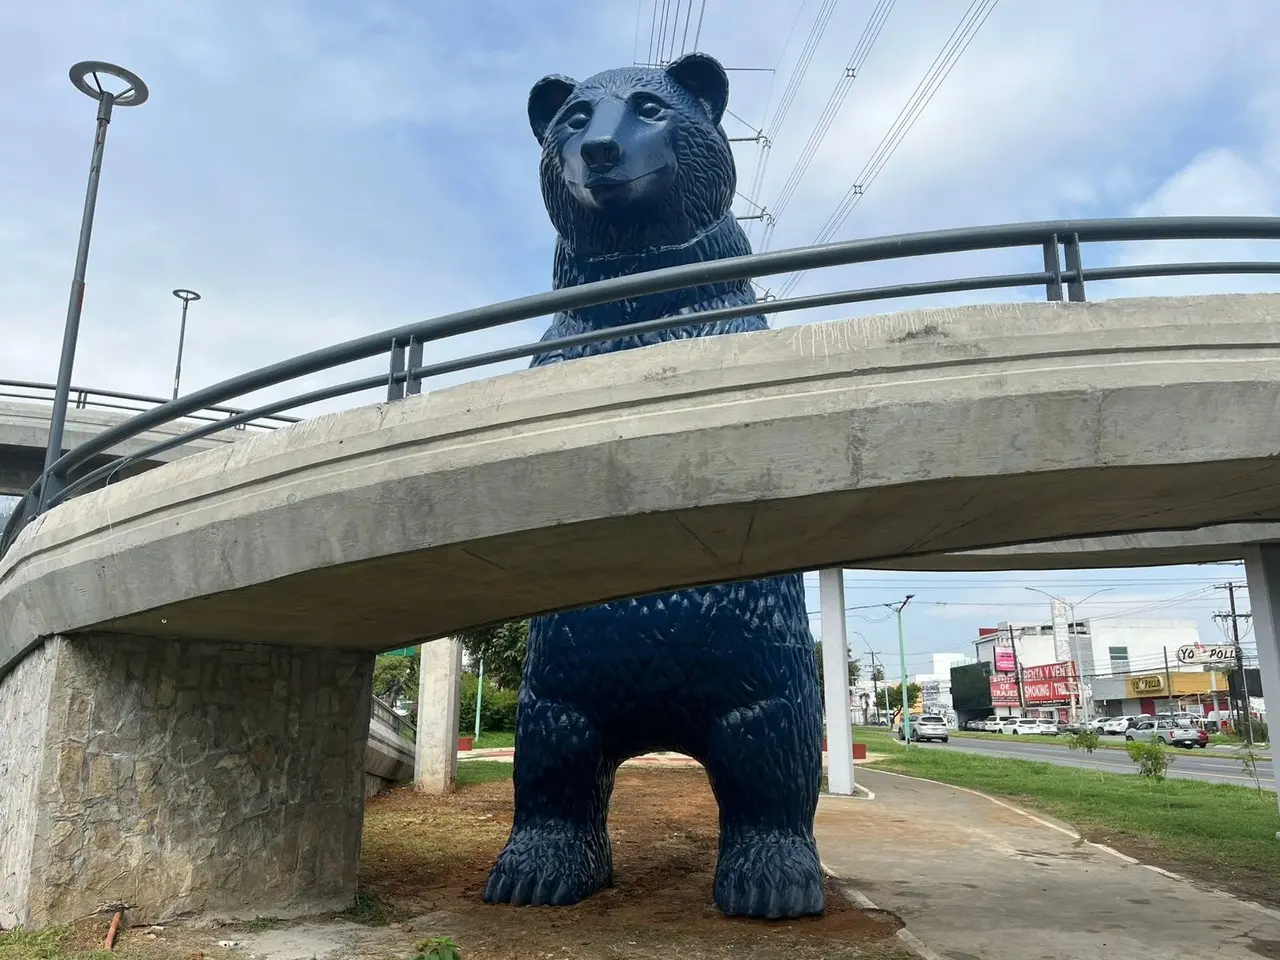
(361, 767, 906, 960)
(1078, 827, 1280, 911)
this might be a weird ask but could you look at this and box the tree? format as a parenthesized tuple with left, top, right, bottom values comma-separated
(871, 663, 885, 683)
(373, 653, 418, 706)
(456, 619, 529, 690)
(813, 642, 861, 693)
(884, 682, 923, 714)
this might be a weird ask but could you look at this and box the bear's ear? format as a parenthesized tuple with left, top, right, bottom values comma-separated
(528, 74, 578, 144)
(665, 52, 729, 126)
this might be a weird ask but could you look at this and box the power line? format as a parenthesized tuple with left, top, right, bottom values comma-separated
(759, 0, 898, 253)
(764, 0, 839, 141)
(774, 0, 1001, 297)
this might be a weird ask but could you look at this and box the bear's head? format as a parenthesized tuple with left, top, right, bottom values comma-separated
(529, 53, 738, 257)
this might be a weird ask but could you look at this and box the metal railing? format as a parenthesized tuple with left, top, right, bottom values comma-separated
(4, 215, 1280, 558)
(371, 693, 417, 743)
(0, 378, 301, 430)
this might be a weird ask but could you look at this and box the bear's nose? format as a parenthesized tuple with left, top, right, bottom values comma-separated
(580, 136, 622, 173)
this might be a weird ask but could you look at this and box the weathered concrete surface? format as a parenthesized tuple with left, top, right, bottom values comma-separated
(365, 712, 415, 796)
(415, 637, 462, 794)
(863, 522, 1280, 571)
(0, 633, 372, 927)
(817, 769, 1280, 960)
(6, 294, 1280, 677)
(0, 399, 247, 497)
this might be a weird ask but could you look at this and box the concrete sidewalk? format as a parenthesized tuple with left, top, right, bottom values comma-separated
(817, 768, 1280, 960)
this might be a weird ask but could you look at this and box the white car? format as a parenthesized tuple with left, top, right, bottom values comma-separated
(897, 714, 950, 743)
(1033, 718, 1059, 736)
(999, 716, 1043, 735)
(1102, 715, 1149, 735)
(980, 716, 1003, 732)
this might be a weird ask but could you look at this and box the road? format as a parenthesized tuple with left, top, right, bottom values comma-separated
(915, 734, 1275, 789)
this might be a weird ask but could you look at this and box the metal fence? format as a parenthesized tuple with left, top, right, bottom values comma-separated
(4, 215, 1280, 557)
(371, 694, 417, 743)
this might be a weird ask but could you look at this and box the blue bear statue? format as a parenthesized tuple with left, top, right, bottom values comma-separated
(482, 52, 825, 920)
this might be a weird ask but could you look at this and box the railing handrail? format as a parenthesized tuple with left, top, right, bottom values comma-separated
(0, 378, 302, 428)
(371, 692, 416, 742)
(4, 214, 1280, 557)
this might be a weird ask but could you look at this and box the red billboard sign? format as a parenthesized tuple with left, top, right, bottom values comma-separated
(990, 676, 1020, 706)
(1021, 661, 1077, 705)
(993, 646, 1017, 672)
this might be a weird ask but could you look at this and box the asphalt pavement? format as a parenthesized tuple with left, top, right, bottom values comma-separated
(926, 737, 1274, 788)
(918, 734, 1275, 789)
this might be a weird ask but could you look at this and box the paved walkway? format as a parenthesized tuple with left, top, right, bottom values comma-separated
(817, 768, 1280, 960)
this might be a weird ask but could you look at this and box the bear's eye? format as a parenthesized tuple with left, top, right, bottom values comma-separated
(564, 107, 591, 131)
(635, 99, 665, 121)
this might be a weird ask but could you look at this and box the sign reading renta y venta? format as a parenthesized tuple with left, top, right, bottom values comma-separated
(1020, 661, 1078, 705)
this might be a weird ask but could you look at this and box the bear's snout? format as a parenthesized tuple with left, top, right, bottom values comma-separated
(580, 136, 622, 173)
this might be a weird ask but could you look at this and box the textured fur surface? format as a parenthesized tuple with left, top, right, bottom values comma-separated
(482, 53, 824, 920)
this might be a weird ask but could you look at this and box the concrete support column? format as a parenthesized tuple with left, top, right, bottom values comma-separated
(819, 568, 855, 796)
(415, 635, 463, 794)
(0, 633, 373, 928)
(1241, 545, 1280, 822)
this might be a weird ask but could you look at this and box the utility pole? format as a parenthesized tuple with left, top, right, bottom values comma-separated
(868, 650, 881, 723)
(1219, 582, 1254, 746)
(1009, 623, 1027, 713)
(888, 595, 915, 745)
(1162, 647, 1175, 715)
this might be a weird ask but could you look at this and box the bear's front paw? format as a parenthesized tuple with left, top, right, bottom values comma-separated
(483, 826, 612, 907)
(714, 833, 825, 919)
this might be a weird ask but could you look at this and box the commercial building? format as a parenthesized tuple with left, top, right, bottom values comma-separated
(963, 618, 1232, 723)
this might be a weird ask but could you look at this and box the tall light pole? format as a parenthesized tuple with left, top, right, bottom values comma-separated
(887, 595, 915, 744)
(40, 61, 148, 510)
(1025, 586, 1111, 722)
(171, 289, 201, 399)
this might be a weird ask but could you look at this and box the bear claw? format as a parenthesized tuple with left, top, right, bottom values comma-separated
(713, 834, 826, 919)
(483, 829, 612, 907)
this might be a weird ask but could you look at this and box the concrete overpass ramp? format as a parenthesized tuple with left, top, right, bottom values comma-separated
(4, 293, 1280, 669)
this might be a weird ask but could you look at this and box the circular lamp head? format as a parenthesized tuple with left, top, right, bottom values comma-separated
(172, 289, 202, 303)
(69, 61, 149, 106)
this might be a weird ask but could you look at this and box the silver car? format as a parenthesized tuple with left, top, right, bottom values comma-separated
(897, 714, 950, 743)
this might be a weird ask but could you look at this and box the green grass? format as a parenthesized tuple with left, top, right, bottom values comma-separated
(456, 759, 514, 785)
(0, 926, 120, 960)
(853, 725, 1280, 903)
(469, 730, 515, 749)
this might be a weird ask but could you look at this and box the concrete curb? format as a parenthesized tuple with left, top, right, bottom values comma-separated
(819, 863, 941, 960)
(861, 766, 1280, 925)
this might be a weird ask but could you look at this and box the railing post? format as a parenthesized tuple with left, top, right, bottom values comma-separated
(405, 336, 424, 397)
(387, 338, 407, 402)
(1042, 234, 1063, 302)
(1064, 232, 1087, 302)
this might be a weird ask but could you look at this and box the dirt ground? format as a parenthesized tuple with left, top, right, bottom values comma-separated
(356, 766, 907, 959)
(20, 767, 907, 960)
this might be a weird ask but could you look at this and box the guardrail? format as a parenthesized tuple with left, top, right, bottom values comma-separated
(371, 694, 417, 743)
(4, 214, 1280, 557)
(0, 378, 302, 430)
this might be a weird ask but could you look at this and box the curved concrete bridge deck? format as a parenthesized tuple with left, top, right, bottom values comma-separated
(4, 293, 1280, 670)
(5, 292, 1280, 927)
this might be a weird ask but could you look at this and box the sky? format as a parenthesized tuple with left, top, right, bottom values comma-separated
(1, 0, 1278, 674)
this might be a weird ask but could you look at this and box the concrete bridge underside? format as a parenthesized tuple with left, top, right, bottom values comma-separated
(3, 293, 1280, 927)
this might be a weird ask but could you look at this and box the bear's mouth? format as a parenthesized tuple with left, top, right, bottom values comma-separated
(578, 169, 661, 194)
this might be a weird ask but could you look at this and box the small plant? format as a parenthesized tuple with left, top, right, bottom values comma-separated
(1240, 743, 1266, 796)
(414, 936, 462, 960)
(1125, 735, 1171, 780)
(1066, 728, 1101, 754)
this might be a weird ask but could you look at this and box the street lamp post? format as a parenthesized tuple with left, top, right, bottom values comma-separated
(1025, 586, 1111, 722)
(40, 61, 148, 510)
(887, 595, 915, 744)
(171, 289, 201, 399)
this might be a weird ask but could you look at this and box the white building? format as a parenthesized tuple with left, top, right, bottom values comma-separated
(911, 652, 975, 723)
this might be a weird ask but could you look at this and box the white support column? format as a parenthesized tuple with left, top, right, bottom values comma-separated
(819, 568, 855, 796)
(1241, 545, 1280, 823)
(415, 635, 463, 794)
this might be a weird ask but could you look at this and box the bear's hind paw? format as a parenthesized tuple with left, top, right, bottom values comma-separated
(483, 828, 612, 907)
(714, 833, 825, 919)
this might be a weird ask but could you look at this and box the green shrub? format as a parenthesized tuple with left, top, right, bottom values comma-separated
(1126, 736, 1171, 780)
(459, 672, 519, 733)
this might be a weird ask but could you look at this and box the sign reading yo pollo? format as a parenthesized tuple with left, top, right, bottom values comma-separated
(1176, 643, 1238, 665)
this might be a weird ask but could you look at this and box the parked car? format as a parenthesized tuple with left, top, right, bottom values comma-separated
(980, 716, 1003, 732)
(1033, 718, 1060, 736)
(897, 714, 950, 743)
(1125, 718, 1206, 748)
(1102, 715, 1150, 735)
(999, 716, 1043, 735)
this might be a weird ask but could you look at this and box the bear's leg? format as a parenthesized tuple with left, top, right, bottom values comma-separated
(483, 697, 615, 907)
(705, 696, 825, 919)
